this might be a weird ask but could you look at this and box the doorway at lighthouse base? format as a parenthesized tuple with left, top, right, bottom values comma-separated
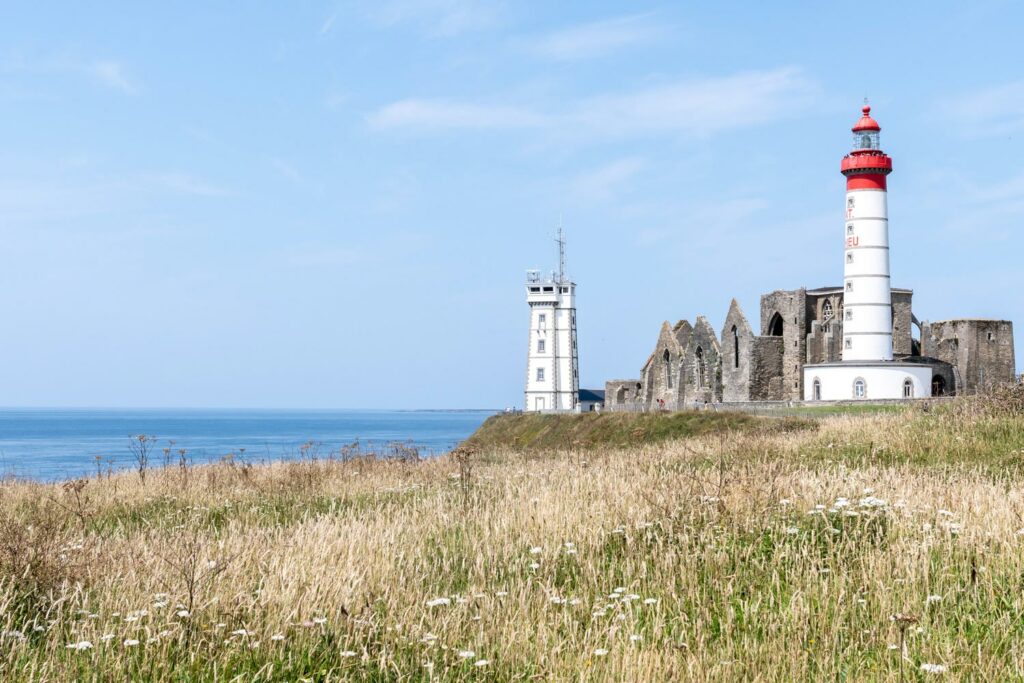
(803, 362, 933, 401)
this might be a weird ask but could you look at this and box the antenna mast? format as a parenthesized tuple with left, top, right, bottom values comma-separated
(555, 216, 566, 283)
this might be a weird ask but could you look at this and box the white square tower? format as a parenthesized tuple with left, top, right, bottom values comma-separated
(524, 230, 579, 412)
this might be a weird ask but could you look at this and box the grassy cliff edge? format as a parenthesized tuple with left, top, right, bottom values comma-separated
(463, 410, 813, 451)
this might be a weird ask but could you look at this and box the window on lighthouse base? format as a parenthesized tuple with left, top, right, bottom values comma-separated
(853, 378, 866, 399)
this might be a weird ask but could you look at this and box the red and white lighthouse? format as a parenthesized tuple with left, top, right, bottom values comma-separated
(803, 104, 932, 401)
(841, 105, 894, 361)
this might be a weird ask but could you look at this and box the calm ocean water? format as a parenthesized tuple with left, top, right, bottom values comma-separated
(0, 409, 495, 482)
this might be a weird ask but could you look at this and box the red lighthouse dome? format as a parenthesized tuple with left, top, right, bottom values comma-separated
(852, 105, 880, 132)
(841, 103, 891, 190)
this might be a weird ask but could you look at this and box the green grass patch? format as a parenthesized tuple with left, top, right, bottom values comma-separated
(463, 410, 814, 451)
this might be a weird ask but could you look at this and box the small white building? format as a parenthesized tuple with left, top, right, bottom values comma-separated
(524, 230, 579, 412)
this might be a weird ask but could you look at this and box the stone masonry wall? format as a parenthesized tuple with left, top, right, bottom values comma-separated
(761, 289, 807, 401)
(922, 320, 1016, 394)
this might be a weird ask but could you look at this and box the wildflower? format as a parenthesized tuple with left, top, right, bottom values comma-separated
(529, 562, 540, 570)
(271, 634, 285, 641)
(630, 634, 642, 642)
(66, 640, 93, 650)
(123, 639, 140, 647)
(926, 594, 942, 604)
(529, 546, 542, 555)
(612, 527, 625, 534)
(231, 629, 253, 637)
(593, 648, 609, 656)
(938, 509, 955, 517)
(920, 663, 947, 673)
(340, 650, 357, 657)
(494, 591, 508, 597)
(153, 601, 167, 609)
(458, 650, 475, 659)
(779, 498, 791, 506)
(426, 597, 451, 607)
(474, 659, 490, 667)
(643, 598, 658, 605)
(312, 617, 327, 625)
(177, 610, 190, 618)
(100, 634, 115, 642)
(786, 526, 799, 535)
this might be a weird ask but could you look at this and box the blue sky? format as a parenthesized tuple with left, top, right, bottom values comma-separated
(2, 1, 1022, 409)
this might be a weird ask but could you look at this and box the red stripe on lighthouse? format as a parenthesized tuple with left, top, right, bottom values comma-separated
(846, 174, 887, 190)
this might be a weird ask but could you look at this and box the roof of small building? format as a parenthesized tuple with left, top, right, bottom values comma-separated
(578, 389, 605, 402)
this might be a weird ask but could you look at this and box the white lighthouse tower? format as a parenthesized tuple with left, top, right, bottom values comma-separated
(803, 104, 932, 400)
(524, 228, 579, 412)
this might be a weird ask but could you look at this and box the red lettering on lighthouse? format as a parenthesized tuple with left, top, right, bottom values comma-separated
(846, 236, 859, 248)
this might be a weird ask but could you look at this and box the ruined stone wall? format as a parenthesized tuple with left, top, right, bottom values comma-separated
(685, 316, 722, 404)
(760, 289, 807, 400)
(804, 291, 843, 364)
(604, 379, 644, 409)
(638, 321, 692, 410)
(891, 290, 914, 357)
(922, 320, 1016, 394)
(720, 301, 754, 402)
(750, 336, 785, 400)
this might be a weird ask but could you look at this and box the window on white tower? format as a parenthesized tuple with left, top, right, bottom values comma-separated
(846, 281, 853, 292)
(848, 197, 855, 208)
(536, 368, 545, 382)
(538, 314, 546, 328)
(845, 309, 853, 321)
(537, 339, 545, 353)
(844, 337, 852, 349)
(846, 252, 854, 264)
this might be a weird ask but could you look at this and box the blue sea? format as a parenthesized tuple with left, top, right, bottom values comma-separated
(0, 409, 495, 481)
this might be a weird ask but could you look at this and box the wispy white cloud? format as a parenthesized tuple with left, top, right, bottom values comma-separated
(368, 99, 547, 130)
(285, 244, 366, 267)
(368, 67, 819, 139)
(320, 9, 340, 35)
(526, 13, 670, 61)
(151, 172, 230, 197)
(939, 80, 1024, 137)
(368, 0, 501, 37)
(575, 68, 817, 137)
(269, 158, 302, 184)
(2, 54, 138, 94)
(86, 60, 135, 93)
(570, 157, 646, 203)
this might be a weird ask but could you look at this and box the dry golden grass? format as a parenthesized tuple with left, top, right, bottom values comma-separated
(2, 401, 1024, 681)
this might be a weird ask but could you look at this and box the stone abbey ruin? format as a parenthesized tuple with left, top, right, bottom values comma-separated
(605, 287, 1016, 410)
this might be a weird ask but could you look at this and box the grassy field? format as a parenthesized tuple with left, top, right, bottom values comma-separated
(2, 393, 1024, 681)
